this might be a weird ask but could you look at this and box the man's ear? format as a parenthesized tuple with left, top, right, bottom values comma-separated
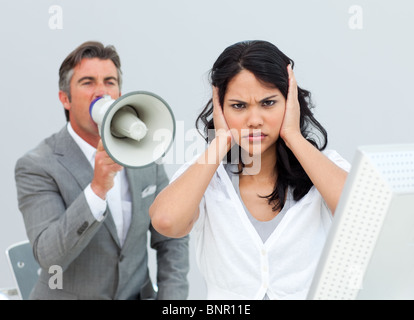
(59, 90, 70, 111)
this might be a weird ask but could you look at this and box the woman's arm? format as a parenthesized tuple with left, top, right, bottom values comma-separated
(281, 65, 348, 213)
(285, 134, 348, 213)
(149, 136, 227, 238)
(150, 88, 232, 238)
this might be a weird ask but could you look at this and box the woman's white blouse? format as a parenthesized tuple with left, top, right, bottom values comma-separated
(171, 150, 351, 300)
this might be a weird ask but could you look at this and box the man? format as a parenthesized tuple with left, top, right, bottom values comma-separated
(14, 41, 189, 300)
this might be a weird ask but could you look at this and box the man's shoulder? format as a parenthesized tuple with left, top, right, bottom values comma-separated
(16, 126, 67, 166)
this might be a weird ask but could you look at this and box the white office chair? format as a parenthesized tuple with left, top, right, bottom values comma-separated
(0, 287, 19, 300)
(6, 240, 41, 300)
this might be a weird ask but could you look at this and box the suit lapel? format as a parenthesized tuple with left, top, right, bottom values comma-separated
(54, 126, 120, 247)
(54, 127, 94, 190)
(121, 168, 142, 250)
(121, 165, 158, 253)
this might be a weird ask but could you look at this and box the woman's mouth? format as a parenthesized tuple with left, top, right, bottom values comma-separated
(245, 132, 267, 142)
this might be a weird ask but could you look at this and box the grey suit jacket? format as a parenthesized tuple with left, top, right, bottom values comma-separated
(15, 126, 189, 300)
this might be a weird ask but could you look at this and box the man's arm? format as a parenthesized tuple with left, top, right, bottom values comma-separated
(15, 153, 103, 270)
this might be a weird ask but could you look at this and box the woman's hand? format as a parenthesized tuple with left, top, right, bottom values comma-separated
(279, 65, 348, 213)
(280, 64, 302, 147)
(151, 87, 234, 238)
(212, 86, 234, 153)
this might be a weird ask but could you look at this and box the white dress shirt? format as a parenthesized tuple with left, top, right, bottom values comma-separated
(171, 150, 351, 300)
(67, 123, 132, 246)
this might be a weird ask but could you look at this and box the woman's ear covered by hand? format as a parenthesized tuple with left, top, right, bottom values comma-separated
(280, 64, 302, 146)
(212, 86, 234, 151)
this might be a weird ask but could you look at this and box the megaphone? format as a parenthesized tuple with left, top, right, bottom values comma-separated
(89, 91, 176, 168)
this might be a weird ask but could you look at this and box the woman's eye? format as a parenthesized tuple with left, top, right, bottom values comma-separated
(263, 100, 276, 107)
(231, 103, 245, 109)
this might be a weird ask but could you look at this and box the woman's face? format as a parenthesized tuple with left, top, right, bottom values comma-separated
(223, 69, 286, 158)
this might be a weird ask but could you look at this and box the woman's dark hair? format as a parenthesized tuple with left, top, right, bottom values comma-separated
(196, 40, 328, 211)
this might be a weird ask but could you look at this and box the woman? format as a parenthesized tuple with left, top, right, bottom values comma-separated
(150, 40, 350, 299)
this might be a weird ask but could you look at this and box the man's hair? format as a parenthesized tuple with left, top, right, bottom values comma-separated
(59, 41, 122, 121)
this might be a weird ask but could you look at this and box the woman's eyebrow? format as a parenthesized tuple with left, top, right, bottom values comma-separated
(259, 95, 279, 102)
(228, 99, 247, 103)
(227, 95, 280, 104)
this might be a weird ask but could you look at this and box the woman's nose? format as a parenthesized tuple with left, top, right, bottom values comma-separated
(246, 108, 264, 127)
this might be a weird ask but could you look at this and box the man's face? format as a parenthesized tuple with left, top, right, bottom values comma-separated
(59, 57, 121, 147)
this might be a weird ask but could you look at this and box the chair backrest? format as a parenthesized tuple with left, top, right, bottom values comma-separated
(5, 240, 41, 300)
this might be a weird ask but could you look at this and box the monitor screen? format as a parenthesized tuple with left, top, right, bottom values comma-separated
(307, 144, 414, 300)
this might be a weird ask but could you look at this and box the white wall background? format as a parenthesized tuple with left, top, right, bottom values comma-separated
(0, 0, 413, 299)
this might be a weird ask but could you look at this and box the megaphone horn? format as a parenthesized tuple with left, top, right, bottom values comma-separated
(89, 91, 176, 168)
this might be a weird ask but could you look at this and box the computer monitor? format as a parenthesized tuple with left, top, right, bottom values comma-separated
(307, 143, 414, 300)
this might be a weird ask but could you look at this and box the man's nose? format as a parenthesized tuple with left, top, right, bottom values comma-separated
(94, 83, 109, 99)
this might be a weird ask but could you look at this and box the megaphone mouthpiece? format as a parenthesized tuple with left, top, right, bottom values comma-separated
(111, 106, 148, 141)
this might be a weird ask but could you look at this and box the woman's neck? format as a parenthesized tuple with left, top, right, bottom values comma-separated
(238, 148, 277, 184)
